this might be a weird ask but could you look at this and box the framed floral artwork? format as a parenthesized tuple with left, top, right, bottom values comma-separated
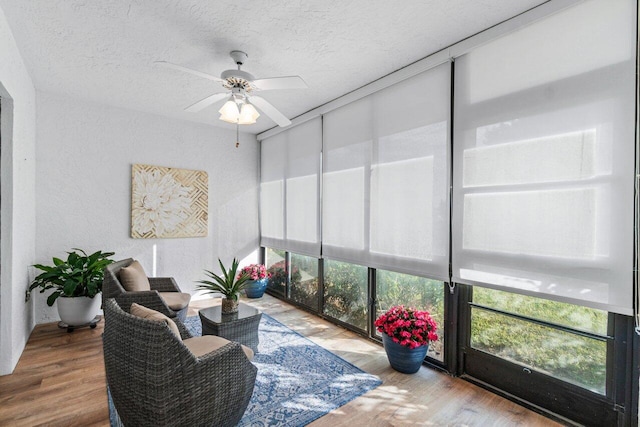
(131, 164, 208, 238)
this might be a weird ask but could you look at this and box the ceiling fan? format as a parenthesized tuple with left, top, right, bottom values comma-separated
(156, 50, 307, 127)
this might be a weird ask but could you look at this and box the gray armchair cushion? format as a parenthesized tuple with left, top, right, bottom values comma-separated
(130, 303, 181, 339)
(158, 292, 191, 310)
(183, 335, 254, 360)
(117, 260, 151, 291)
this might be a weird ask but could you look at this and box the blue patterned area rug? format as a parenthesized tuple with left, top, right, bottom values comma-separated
(109, 313, 381, 426)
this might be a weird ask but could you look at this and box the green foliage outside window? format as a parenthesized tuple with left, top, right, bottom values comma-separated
(474, 288, 607, 335)
(290, 254, 319, 308)
(472, 288, 608, 394)
(323, 260, 368, 330)
(266, 248, 287, 294)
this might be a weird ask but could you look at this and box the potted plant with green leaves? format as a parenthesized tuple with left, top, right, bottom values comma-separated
(26, 248, 115, 329)
(196, 258, 251, 314)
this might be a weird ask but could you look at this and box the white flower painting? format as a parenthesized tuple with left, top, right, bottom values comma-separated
(131, 164, 208, 238)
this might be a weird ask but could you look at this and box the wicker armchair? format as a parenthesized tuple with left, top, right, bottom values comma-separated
(103, 258, 189, 321)
(103, 298, 257, 427)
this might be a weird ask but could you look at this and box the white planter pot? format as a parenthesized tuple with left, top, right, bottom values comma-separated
(57, 295, 102, 326)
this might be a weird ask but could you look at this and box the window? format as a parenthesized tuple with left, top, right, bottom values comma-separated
(290, 253, 319, 310)
(473, 287, 607, 335)
(265, 248, 286, 296)
(323, 259, 368, 331)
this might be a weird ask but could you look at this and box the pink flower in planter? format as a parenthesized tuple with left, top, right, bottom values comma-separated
(238, 264, 270, 281)
(374, 305, 438, 349)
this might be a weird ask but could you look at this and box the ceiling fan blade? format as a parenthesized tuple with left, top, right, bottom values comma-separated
(154, 61, 223, 83)
(252, 76, 308, 91)
(248, 95, 291, 127)
(184, 93, 229, 112)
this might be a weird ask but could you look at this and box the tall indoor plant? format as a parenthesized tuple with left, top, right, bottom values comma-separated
(26, 248, 115, 327)
(197, 258, 251, 313)
(375, 305, 438, 374)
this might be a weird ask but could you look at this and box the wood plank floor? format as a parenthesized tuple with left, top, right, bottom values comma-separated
(0, 294, 560, 426)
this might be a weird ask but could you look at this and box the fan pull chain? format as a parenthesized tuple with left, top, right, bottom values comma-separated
(236, 122, 240, 148)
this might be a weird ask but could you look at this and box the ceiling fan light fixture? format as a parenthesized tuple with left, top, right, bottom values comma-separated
(238, 102, 260, 125)
(162, 50, 306, 128)
(218, 98, 240, 123)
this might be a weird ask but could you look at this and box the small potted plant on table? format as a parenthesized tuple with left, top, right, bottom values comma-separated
(197, 258, 251, 314)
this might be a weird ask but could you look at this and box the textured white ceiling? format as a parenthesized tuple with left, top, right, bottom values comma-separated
(0, 0, 546, 134)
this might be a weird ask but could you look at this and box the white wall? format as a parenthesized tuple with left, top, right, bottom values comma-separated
(35, 92, 260, 323)
(0, 7, 37, 375)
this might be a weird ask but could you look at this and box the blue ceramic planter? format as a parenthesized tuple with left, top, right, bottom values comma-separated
(381, 333, 428, 374)
(244, 278, 268, 298)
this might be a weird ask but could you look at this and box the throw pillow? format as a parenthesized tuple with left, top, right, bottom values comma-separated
(118, 260, 151, 292)
(130, 303, 181, 339)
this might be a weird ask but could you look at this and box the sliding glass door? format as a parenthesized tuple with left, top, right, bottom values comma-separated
(460, 285, 633, 425)
(451, 1, 637, 423)
(471, 287, 608, 394)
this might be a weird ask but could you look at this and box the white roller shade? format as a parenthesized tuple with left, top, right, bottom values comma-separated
(260, 117, 321, 256)
(323, 98, 371, 261)
(452, 0, 636, 314)
(323, 63, 451, 279)
(260, 133, 286, 248)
